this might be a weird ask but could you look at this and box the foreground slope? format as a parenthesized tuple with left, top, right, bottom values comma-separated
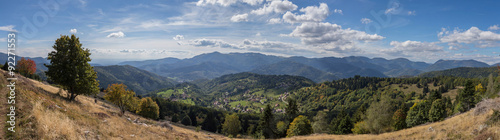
(285, 98, 500, 140)
(0, 70, 227, 140)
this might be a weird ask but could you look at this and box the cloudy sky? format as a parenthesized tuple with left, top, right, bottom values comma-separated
(0, 0, 499, 65)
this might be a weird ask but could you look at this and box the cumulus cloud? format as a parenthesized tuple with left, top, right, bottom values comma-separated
(0, 25, 17, 32)
(173, 35, 184, 40)
(242, 0, 264, 6)
(196, 0, 263, 6)
(282, 3, 329, 23)
(489, 25, 499, 31)
(70, 29, 77, 34)
(187, 38, 240, 49)
(107, 31, 125, 38)
(251, 0, 297, 15)
(268, 18, 282, 24)
(196, 0, 237, 7)
(439, 27, 500, 48)
(231, 14, 249, 22)
(288, 22, 384, 45)
(333, 9, 343, 15)
(360, 18, 372, 24)
(380, 40, 444, 58)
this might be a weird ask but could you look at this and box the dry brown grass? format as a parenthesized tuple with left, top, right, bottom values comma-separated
(0, 70, 230, 140)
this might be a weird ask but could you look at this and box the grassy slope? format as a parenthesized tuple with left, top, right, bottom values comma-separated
(0, 70, 228, 140)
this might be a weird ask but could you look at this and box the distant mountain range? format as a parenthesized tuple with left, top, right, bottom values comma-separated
(419, 67, 499, 78)
(118, 52, 495, 82)
(0, 52, 496, 84)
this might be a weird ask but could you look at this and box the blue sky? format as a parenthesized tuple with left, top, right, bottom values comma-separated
(1, 0, 499, 65)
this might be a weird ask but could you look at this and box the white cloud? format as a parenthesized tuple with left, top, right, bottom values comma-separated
(251, 0, 297, 15)
(242, 0, 264, 6)
(196, 0, 263, 6)
(488, 25, 500, 31)
(268, 18, 282, 24)
(0, 25, 18, 32)
(385, 1, 400, 15)
(173, 35, 184, 40)
(408, 10, 416, 15)
(360, 18, 372, 24)
(283, 3, 329, 23)
(387, 40, 443, 52)
(196, 0, 237, 7)
(333, 9, 343, 15)
(256, 32, 261, 36)
(231, 13, 249, 22)
(288, 22, 384, 45)
(70, 29, 77, 34)
(107, 31, 125, 38)
(187, 38, 240, 49)
(439, 27, 500, 48)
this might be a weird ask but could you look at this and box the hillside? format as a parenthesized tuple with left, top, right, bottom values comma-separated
(420, 67, 499, 78)
(151, 72, 315, 113)
(94, 65, 177, 94)
(250, 61, 338, 82)
(424, 59, 490, 72)
(0, 70, 229, 140)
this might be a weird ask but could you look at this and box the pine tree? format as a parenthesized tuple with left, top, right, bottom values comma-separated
(286, 98, 299, 123)
(457, 80, 475, 112)
(428, 99, 446, 122)
(257, 104, 276, 139)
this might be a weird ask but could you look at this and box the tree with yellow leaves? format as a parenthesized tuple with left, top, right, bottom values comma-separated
(104, 83, 136, 115)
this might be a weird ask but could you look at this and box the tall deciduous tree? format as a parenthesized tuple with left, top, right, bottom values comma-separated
(45, 35, 99, 101)
(312, 111, 329, 133)
(104, 83, 136, 115)
(286, 115, 313, 137)
(428, 99, 446, 122)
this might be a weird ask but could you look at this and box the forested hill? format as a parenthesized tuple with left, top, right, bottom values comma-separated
(419, 67, 499, 78)
(149, 72, 315, 111)
(94, 65, 177, 94)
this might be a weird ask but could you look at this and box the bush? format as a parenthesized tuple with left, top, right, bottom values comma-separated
(286, 115, 313, 137)
(351, 121, 369, 134)
(136, 97, 160, 119)
(181, 115, 192, 126)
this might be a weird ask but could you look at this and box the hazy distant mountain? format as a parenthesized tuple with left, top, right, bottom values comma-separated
(424, 59, 490, 72)
(94, 65, 177, 94)
(250, 61, 338, 83)
(419, 67, 498, 78)
(118, 57, 181, 68)
(117, 52, 495, 82)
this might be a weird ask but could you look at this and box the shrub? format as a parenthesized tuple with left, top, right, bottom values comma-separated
(136, 97, 160, 119)
(351, 121, 369, 134)
(181, 115, 192, 126)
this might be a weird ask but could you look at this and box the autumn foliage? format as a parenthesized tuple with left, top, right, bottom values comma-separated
(17, 57, 36, 76)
